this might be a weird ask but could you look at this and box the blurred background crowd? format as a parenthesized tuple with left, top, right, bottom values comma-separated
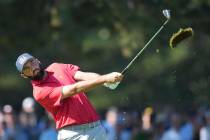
(1, 97, 210, 140)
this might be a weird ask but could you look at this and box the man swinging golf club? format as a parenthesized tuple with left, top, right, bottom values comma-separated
(15, 53, 123, 140)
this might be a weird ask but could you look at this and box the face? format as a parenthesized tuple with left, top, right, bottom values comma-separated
(21, 58, 44, 80)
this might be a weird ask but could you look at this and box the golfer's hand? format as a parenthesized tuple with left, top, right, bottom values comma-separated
(104, 72, 123, 83)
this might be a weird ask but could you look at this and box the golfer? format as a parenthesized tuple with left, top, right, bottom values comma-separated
(15, 53, 123, 140)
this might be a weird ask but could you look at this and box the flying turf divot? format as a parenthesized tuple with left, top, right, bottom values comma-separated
(169, 27, 194, 48)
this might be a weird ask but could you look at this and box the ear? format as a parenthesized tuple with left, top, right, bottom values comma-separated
(20, 73, 28, 79)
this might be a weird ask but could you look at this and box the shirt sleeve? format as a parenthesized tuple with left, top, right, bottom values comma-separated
(66, 64, 80, 77)
(34, 86, 63, 111)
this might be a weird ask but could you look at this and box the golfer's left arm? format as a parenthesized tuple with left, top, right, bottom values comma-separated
(74, 71, 101, 81)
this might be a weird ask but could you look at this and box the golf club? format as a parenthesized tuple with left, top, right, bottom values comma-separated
(104, 9, 171, 90)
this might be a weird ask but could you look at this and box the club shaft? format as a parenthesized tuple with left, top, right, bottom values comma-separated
(121, 19, 169, 74)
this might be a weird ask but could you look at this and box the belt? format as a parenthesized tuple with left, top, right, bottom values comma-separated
(60, 121, 101, 131)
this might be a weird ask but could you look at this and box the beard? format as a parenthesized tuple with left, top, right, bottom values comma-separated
(28, 64, 45, 81)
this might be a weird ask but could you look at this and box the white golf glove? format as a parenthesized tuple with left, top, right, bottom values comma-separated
(103, 82, 120, 90)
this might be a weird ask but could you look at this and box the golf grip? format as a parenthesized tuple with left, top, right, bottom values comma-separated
(121, 19, 170, 75)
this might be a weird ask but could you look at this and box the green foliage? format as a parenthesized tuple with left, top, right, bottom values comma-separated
(0, 0, 210, 110)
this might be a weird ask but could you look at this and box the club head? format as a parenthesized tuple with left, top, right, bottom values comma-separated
(162, 9, 171, 20)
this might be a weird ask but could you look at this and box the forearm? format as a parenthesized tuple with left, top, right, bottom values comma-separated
(74, 71, 101, 81)
(79, 72, 101, 80)
(62, 75, 106, 99)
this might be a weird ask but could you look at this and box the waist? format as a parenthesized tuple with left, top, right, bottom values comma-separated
(58, 120, 101, 131)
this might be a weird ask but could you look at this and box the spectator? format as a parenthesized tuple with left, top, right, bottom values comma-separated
(103, 107, 118, 140)
(39, 113, 57, 140)
(160, 113, 182, 140)
(179, 111, 195, 140)
(200, 111, 210, 140)
(2, 105, 16, 140)
(15, 97, 40, 140)
(0, 110, 6, 140)
(118, 111, 132, 140)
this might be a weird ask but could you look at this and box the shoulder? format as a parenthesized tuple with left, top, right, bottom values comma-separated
(46, 63, 80, 77)
(47, 63, 78, 70)
(47, 63, 64, 69)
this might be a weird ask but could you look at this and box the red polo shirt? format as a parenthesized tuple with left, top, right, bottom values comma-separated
(32, 63, 100, 129)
